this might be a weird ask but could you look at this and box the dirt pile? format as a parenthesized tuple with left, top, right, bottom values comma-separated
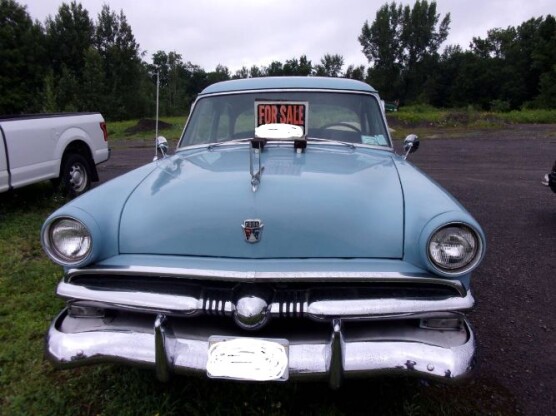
(124, 118, 172, 135)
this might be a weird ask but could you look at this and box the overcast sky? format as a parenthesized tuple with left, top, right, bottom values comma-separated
(23, 0, 555, 72)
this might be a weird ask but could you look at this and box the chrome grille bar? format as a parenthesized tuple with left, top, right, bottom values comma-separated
(58, 280, 473, 322)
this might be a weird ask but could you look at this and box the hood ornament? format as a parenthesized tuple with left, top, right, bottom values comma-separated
(249, 123, 305, 192)
(242, 219, 264, 243)
(249, 143, 264, 193)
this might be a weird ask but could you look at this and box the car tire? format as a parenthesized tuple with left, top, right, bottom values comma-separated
(60, 154, 92, 197)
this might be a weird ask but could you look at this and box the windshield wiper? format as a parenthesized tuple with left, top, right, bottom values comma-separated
(208, 137, 357, 151)
(207, 138, 252, 151)
(306, 137, 356, 149)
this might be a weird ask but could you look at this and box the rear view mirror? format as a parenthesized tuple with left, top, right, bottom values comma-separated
(403, 134, 419, 159)
(153, 136, 169, 161)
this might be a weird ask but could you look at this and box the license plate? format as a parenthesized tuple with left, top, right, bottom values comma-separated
(206, 336, 289, 381)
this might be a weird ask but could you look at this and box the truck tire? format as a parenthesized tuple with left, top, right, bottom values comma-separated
(60, 154, 92, 197)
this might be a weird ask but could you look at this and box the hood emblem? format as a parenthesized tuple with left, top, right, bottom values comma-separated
(242, 219, 264, 243)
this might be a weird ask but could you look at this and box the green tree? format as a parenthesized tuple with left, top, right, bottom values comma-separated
(400, 1, 449, 67)
(42, 70, 57, 112)
(94, 5, 147, 119)
(0, 0, 46, 113)
(314, 54, 344, 77)
(283, 55, 313, 76)
(81, 47, 106, 111)
(345, 65, 367, 81)
(56, 64, 79, 111)
(359, 2, 404, 98)
(359, 1, 450, 102)
(468, 15, 556, 109)
(207, 64, 230, 85)
(45, 1, 93, 79)
(442, 47, 499, 108)
(148, 51, 190, 115)
(249, 65, 266, 78)
(233, 66, 250, 79)
(184, 62, 209, 103)
(535, 65, 556, 108)
(266, 61, 284, 76)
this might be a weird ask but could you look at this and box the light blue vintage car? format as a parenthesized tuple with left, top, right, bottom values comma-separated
(41, 77, 485, 387)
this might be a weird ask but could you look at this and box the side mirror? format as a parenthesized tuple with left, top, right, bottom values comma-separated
(153, 136, 169, 161)
(403, 134, 419, 160)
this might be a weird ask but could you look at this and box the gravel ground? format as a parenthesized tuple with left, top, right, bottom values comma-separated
(96, 125, 556, 416)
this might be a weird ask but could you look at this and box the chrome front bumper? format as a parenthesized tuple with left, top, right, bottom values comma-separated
(47, 308, 475, 387)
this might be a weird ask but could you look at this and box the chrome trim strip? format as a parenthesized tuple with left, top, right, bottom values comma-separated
(177, 88, 393, 150)
(65, 266, 465, 295)
(57, 280, 473, 321)
(176, 139, 394, 154)
(198, 88, 379, 97)
(46, 309, 476, 381)
(303, 294, 474, 320)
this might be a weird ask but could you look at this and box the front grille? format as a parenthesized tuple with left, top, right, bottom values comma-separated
(275, 290, 306, 318)
(202, 288, 231, 316)
(67, 274, 464, 319)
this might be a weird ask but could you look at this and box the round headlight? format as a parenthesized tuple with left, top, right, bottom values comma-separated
(428, 224, 481, 274)
(43, 217, 92, 265)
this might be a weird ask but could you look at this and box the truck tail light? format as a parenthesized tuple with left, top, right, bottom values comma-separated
(99, 122, 108, 141)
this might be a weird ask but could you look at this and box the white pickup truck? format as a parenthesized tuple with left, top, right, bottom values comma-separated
(0, 113, 110, 196)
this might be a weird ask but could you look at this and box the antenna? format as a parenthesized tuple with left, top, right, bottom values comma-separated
(154, 69, 160, 159)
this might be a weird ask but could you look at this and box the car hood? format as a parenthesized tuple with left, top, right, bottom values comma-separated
(118, 145, 404, 258)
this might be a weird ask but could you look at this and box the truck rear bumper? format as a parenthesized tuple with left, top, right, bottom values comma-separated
(46, 308, 475, 387)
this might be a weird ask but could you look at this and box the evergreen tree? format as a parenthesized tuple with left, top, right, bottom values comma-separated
(94, 5, 147, 119)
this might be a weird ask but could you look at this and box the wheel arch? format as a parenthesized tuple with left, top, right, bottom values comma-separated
(60, 140, 99, 182)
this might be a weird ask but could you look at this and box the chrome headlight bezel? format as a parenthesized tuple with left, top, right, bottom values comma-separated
(426, 222, 484, 276)
(41, 216, 93, 267)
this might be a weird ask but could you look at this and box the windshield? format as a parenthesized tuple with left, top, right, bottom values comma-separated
(179, 91, 390, 148)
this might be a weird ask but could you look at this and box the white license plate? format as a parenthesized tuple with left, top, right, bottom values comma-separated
(206, 336, 289, 381)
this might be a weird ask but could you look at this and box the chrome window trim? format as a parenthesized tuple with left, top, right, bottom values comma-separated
(177, 88, 393, 150)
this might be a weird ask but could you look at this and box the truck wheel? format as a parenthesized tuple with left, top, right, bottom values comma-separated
(60, 154, 91, 197)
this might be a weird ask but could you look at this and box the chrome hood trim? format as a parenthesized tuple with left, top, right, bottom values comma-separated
(66, 264, 465, 294)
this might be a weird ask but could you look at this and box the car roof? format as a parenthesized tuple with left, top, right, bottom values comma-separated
(199, 76, 377, 95)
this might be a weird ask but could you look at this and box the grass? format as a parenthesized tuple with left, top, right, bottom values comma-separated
(0, 184, 520, 415)
(387, 105, 556, 139)
(105, 109, 556, 144)
(106, 116, 187, 147)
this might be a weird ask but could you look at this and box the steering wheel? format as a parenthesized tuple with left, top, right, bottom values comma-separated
(320, 122, 362, 133)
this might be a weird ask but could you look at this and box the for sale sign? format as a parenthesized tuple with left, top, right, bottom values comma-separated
(255, 101, 308, 135)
